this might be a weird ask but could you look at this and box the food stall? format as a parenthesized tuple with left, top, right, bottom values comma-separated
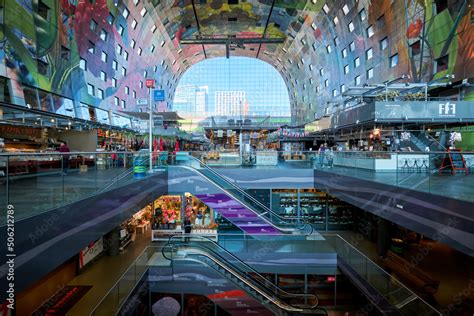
(151, 193, 218, 241)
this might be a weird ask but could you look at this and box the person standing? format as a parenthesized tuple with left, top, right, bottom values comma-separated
(59, 142, 70, 174)
(318, 143, 326, 168)
(183, 217, 192, 242)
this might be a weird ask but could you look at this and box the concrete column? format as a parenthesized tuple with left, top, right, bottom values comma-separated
(105, 229, 120, 256)
(377, 218, 391, 257)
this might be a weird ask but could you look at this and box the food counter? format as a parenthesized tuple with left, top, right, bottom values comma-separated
(255, 151, 278, 166)
(204, 152, 241, 166)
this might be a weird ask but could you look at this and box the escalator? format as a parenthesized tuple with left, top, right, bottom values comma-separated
(170, 156, 313, 235)
(162, 235, 326, 315)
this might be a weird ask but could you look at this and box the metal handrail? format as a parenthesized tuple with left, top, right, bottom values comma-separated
(327, 234, 441, 315)
(180, 163, 313, 234)
(162, 235, 320, 312)
(185, 155, 313, 233)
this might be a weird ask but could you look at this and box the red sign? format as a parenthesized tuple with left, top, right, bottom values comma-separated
(145, 79, 155, 88)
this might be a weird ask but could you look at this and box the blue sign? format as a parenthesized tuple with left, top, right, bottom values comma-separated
(153, 89, 165, 101)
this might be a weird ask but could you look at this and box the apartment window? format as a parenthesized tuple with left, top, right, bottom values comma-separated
(90, 19, 98, 32)
(309, 78, 314, 85)
(435, 55, 449, 72)
(37, 1, 50, 21)
(130, 39, 136, 49)
(87, 83, 94, 96)
(319, 68, 324, 76)
(86, 42, 95, 54)
(316, 85, 321, 93)
(133, 0, 140, 5)
(117, 44, 123, 55)
(377, 14, 386, 27)
(435, 0, 448, 14)
(324, 79, 329, 87)
(140, 8, 147, 17)
(107, 13, 114, 25)
(160, 40, 166, 47)
(123, 51, 128, 61)
(342, 48, 348, 58)
(100, 29, 108, 41)
(332, 89, 338, 97)
(153, 65, 158, 72)
(326, 45, 332, 53)
(359, 8, 367, 21)
(344, 64, 350, 74)
(366, 25, 374, 38)
(354, 75, 361, 85)
(333, 16, 339, 26)
(133, 90, 137, 98)
(309, 64, 314, 71)
(334, 37, 340, 46)
(410, 40, 421, 56)
(301, 38, 306, 46)
(100, 71, 106, 81)
(342, 4, 350, 15)
(150, 45, 155, 53)
(125, 86, 130, 95)
(366, 48, 373, 60)
(114, 96, 119, 106)
(139, 81, 143, 88)
(118, 25, 124, 35)
(340, 84, 346, 93)
(367, 68, 374, 79)
(143, 70, 147, 77)
(151, 25, 157, 33)
(37, 59, 49, 77)
(390, 53, 399, 68)
(101, 51, 108, 62)
(97, 88, 104, 99)
(60, 46, 70, 61)
(311, 23, 317, 30)
(323, 4, 330, 14)
(380, 37, 388, 50)
(122, 7, 130, 18)
(112, 60, 118, 70)
(131, 19, 138, 29)
(79, 58, 87, 70)
(354, 57, 360, 68)
(137, 47, 142, 56)
(121, 99, 126, 109)
(112, 78, 117, 87)
(348, 21, 355, 32)
(122, 67, 127, 76)
(349, 41, 355, 52)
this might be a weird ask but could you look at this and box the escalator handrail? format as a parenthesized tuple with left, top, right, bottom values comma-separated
(183, 165, 313, 235)
(184, 156, 313, 234)
(162, 234, 319, 310)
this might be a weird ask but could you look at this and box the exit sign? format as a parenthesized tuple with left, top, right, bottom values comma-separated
(145, 79, 155, 88)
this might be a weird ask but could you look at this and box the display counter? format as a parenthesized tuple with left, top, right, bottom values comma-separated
(256, 151, 278, 166)
(151, 228, 217, 241)
(205, 152, 241, 166)
(333, 152, 430, 171)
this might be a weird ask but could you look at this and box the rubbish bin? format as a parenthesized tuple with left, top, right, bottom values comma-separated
(133, 155, 147, 178)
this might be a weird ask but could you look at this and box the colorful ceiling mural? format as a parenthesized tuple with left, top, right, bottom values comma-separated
(1, 0, 473, 124)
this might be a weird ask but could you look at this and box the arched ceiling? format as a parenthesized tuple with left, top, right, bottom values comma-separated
(132, 0, 337, 123)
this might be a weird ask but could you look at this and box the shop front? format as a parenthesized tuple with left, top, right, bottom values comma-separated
(151, 193, 219, 241)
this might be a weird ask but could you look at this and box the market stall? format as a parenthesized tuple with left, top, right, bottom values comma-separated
(151, 193, 218, 241)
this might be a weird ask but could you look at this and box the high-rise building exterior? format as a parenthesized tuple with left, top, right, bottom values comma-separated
(215, 91, 246, 117)
(195, 86, 208, 115)
(173, 84, 197, 117)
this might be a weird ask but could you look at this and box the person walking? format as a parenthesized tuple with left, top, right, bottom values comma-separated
(59, 142, 70, 174)
(318, 143, 326, 168)
(183, 217, 192, 242)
